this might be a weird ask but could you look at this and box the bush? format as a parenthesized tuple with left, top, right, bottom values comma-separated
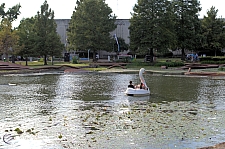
(199, 56, 225, 62)
(38, 58, 43, 62)
(201, 60, 225, 64)
(154, 61, 184, 67)
(218, 67, 225, 71)
(127, 60, 150, 67)
(72, 56, 78, 64)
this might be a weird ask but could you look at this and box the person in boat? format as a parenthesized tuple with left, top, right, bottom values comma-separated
(128, 81, 135, 89)
(139, 82, 146, 89)
(135, 82, 144, 89)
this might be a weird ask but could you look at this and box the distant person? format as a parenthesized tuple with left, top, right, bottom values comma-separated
(128, 81, 135, 89)
(96, 54, 99, 60)
(195, 53, 199, 61)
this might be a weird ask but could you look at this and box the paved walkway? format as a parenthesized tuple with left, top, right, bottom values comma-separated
(0, 61, 30, 70)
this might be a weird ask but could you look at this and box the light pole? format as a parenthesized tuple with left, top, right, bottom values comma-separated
(88, 49, 90, 61)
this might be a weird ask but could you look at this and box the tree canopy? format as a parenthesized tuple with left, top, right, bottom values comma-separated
(0, 18, 19, 61)
(201, 6, 225, 56)
(67, 0, 116, 61)
(34, 0, 63, 65)
(173, 0, 202, 59)
(0, 3, 21, 22)
(129, 0, 177, 62)
(17, 17, 37, 65)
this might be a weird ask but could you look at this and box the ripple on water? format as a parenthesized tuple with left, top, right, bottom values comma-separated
(0, 73, 225, 148)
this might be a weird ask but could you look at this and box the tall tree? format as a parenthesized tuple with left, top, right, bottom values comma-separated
(172, 0, 201, 60)
(0, 18, 19, 61)
(67, 0, 116, 61)
(46, 21, 64, 65)
(201, 6, 225, 56)
(17, 17, 37, 66)
(129, 0, 176, 63)
(34, 0, 62, 65)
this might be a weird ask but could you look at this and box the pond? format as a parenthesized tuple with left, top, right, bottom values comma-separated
(0, 72, 225, 149)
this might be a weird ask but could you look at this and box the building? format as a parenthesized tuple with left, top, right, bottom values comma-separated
(55, 19, 130, 59)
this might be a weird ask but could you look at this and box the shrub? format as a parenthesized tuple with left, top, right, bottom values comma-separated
(154, 61, 184, 67)
(201, 60, 225, 64)
(72, 56, 78, 64)
(218, 67, 225, 71)
(38, 58, 43, 62)
(199, 56, 225, 62)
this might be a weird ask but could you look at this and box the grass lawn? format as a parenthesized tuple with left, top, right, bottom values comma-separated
(15, 61, 90, 68)
(14, 57, 185, 71)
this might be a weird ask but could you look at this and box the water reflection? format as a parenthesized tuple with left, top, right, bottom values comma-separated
(0, 73, 225, 148)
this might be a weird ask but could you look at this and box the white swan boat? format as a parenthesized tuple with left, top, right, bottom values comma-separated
(125, 68, 150, 96)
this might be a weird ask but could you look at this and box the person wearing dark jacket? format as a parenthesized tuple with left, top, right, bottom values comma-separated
(128, 81, 135, 89)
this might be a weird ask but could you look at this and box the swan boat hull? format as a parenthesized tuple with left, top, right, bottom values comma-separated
(125, 88, 150, 96)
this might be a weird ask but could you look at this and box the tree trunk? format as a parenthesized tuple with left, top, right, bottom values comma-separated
(51, 55, 54, 65)
(149, 48, 154, 63)
(5, 53, 8, 62)
(44, 55, 47, 65)
(93, 51, 97, 62)
(12, 55, 15, 63)
(181, 48, 185, 60)
(25, 57, 28, 66)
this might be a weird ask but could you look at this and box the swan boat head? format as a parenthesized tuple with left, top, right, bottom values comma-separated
(139, 68, 148, 89)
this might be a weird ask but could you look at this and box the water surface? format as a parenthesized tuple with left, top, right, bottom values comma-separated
(0, 72, 225, 149)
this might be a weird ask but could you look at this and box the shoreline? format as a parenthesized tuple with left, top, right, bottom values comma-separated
(1, 66, 225, 77)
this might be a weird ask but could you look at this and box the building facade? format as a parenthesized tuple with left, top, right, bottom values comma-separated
(55, 19, 130, 59)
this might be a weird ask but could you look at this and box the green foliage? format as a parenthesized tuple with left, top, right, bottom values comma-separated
(58, 134, 62, 139)
(218, 67, 225, 71)
(14, 128, 23, 134)
(111, 37, 129, 52)
(17, 17, 37, 61)
(0, 18, 19, 61)
(129, 0, 177, 62)
(38, 58, 43, 62)
(127, 61, 149, 67)
(72, 56, 78, 64)
(200, 57, 225, 63)
(115, 57, 132, 63)
(173, 0, 202, 59)
(201, 60, 225, 64)
(201, 6, 225, 56)
(0, 3, 21, 22)
(154, 61, 184, 67)
(67, 0, 116, 61)
(34, 0, 62, 65)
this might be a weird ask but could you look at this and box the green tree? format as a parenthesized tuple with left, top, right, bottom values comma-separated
(129, 0, 176, 62)
(111, 37, 129, 52)
(17, 17, 37, 66)
(67, 0, 116, 61)
(0, 18, 19, 61)
(172, 0, 201, 60)
(201, 6, 225, 56)
(34, 0, 62, 65)
(46, 29, 64, 65)
(0, 3, 21, 22)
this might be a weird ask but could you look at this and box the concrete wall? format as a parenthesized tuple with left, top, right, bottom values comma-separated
(55, 19, 70, 46)
(55, 19, 130, 46)
(55, 19, 131, 59)
(111, 19, 130, 44)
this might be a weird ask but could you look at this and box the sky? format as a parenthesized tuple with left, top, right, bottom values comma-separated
(3, 0, 225, 28)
